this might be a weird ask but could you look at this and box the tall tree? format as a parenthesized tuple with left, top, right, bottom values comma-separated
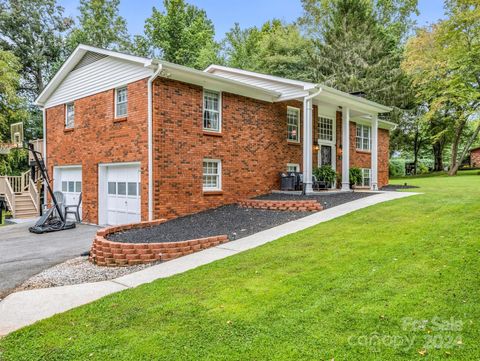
(144, 0, 218, 69)
(67, 0, 131, 52)
(403, 0, 480, 175)
(0, 0, 73, 100)
(0, 50, 28, 175)
(223, 20, 312, 80)
(302, 0, 414, 109)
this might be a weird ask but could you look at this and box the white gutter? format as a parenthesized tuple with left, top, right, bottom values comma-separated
(147, 64, 163, 221)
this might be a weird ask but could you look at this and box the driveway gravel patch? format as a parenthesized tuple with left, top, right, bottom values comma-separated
(107, 204, 314, 244)
(14, 256, 154, 292)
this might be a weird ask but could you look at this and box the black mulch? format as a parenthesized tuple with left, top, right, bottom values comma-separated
(381, 184, 419, 191)
(254, 191, 375, 209)
(107, 205, 313, 244)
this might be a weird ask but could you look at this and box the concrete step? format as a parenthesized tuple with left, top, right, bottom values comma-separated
(14, 212, 38, 219)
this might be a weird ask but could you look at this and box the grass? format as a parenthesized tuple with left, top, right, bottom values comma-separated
(1, 172, 479, 360)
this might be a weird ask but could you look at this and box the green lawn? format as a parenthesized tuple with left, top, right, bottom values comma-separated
(1, 172, 479, 360)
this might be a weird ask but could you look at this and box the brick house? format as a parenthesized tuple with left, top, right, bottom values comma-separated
(35, 45, 394, 226)
(470, 147, 480, 167)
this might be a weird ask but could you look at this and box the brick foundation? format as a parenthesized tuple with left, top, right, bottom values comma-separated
(239, 199, 322, 212)
(89, 219, 229, 267)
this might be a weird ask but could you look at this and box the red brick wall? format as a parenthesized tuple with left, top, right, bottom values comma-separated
(152, 78, 309, 219)
(471, 149, 480, 167)
(335, 112, 390, 188)
(46, 77, 390, 224)
(45, 78, 149, 224)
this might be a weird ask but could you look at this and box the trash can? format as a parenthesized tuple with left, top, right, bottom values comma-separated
(280, 172, 295, 191)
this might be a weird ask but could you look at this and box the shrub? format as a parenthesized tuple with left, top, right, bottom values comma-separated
(313, 165, 337, 184)
(389, 159, 405, 177)
(349, 167, 362, 186)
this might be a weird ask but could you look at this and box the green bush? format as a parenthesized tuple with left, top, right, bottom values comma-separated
(389, 159, 405, 177)
(313, 165, 337, 184)
(349, 167, 362, 186)
(418, 163, 429, 174)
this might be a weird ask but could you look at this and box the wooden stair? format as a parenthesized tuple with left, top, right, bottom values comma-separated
(14, 193, 38, 219)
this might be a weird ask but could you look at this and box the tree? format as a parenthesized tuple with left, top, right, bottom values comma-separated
(67, 0, 131, 52)
(302, 0, 414, 109)
(0, 0, 73, 100)
(0, 50, 28, 175)
(403, 0, 480, 175)
(223, 20, 313, 81)
(144, 0, 218, 69)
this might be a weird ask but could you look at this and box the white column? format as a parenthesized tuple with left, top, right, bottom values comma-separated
(371, 114, 379, 190)
(303, 98, 313, 193)
(341, 107, 350, 191)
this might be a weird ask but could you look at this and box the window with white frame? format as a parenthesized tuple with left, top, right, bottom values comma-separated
(287, 107, 300, 142)
(65, 103, 75, 128)
(318, 116, 334, 142)
(203, 159, 221, 191)
(203, 90, 221, 132)
(286, 163, 300, 172)
(115, 87, 128, 118)
(356, 124, 371, 151)
(359, 168, 371, 187)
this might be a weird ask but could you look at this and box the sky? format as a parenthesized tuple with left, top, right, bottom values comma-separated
(58, 0, 447, 41)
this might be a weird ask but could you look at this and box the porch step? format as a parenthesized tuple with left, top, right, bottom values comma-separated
(13, 192, 38, 219)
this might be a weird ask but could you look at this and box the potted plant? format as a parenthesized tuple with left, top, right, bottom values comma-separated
(349, 167, 362, 191)
(313, 165, 337, 188)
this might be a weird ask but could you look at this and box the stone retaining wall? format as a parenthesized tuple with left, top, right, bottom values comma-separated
(89, 220, 229, 267)
(239, 199, 322, 212)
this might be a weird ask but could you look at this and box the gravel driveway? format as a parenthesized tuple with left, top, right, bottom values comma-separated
(0, 222, 98, 298)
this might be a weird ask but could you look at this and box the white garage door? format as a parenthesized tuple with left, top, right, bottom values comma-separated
(105, 164, 141, 225)
(54, 166, 82, 220)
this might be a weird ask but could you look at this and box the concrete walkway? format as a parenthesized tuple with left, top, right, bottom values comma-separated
(0, 191, 420, 336)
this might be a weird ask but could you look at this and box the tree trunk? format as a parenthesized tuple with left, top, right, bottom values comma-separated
(433, 140, 444, 171)
(449, 123, 480, 175)
(448, 117, 467, 176)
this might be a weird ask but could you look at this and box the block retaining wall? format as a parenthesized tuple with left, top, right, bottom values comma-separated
(239, 199, 323, 212)
(89, 219, 229, 267)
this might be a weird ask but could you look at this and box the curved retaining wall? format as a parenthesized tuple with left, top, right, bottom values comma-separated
(89, 220, 229, 267)
(239, 199, 322, 212)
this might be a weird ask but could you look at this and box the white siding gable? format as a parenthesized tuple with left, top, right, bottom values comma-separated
(45, 54, 153, 108)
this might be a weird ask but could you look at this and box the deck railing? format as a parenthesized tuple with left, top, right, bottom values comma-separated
(0, 176, 15, 215)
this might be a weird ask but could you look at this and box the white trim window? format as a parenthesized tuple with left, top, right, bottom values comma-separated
(318, 116, 334, 142)
(356, 124, 371, 151)
(287, 163, 300, 172)
(115, 86, 128, 118)
(65, 103, 75, 128)
(360, 168, 371, 187)
(203, 90, 221, 132)
(287, 107, 300, 142)
(203, 159, 222, 191)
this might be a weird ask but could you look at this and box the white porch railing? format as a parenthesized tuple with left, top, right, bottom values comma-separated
(0, 176, 15, 216)
(7, 170, 31, 193)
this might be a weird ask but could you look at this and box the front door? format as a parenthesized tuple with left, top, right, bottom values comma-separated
(320, 144, 333, 167)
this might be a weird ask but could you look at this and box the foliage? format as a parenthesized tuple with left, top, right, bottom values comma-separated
(349, 166, 362, 185)
(403, 0, 480, 175)
(0, 148, 28, 175)
(67, 0, 132, 52)
(222, 22, 263, 70)
(301, 0, 416, 111)
(389, 158, 405, 177)
(313, 165, 337, 184)
(0, 0, 73, 100)
(144, 0, 217, 69)
(2, 172, 480, 359)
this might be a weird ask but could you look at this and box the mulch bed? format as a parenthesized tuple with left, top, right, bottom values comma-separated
(381, 184, 419, 191)
(254, 191, 375, 209)
(107, 205, 313, 244)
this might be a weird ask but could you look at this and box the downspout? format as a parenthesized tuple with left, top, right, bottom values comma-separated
(302, 87, 323, 194)
(147, 64, 163, 221)
(42, 107, 47, 210)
